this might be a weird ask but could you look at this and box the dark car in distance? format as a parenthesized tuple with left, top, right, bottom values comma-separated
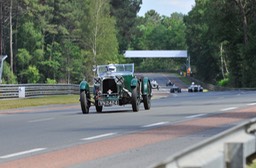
(170, 84, 181, 93)
(166, 80, 174, 86)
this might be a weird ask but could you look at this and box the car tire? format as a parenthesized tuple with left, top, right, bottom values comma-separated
(80, 91, 89, 114)
(143, 94, 151, 110)
(131, 85, 140, 112)
(143, 81, 151, 110)
(95, 100, 103, 112)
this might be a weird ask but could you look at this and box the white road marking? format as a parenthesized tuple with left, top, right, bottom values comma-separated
(186, 114, 206, 119)
(220, 107, 237, 111)
(81, 133, 117, 141)
(29, 118, 54, 123)
(0, 148, 46, 159)
(142, 122, 169, 128)
(247, 103, 256, 106)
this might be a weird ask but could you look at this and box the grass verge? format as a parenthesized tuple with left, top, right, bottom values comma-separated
(177, 75, 193, 85)
(0, 95, 79, 110)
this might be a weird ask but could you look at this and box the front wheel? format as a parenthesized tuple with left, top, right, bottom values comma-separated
(143, 95, 151, 110)
(80, 91, 89, 114)
(95, 100, 103, 112)
(131, 86, 140, 112)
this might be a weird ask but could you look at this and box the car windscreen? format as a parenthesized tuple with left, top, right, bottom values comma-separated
(97, 64, 134, 76)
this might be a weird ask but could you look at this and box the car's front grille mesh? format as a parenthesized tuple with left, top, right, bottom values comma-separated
(102, 79, 117, 94)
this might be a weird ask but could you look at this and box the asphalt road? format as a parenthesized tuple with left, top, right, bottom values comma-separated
(1, 73, 256, 168)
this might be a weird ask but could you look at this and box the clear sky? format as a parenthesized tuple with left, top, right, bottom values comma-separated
(138, 0, 195, 16)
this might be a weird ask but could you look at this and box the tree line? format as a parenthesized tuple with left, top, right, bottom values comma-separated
(185, 0, 256, 87)
(1, 0, 255, 88)
(0, 0, 141, 84)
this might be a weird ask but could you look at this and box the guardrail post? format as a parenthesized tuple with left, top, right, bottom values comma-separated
(18, 86, 25, 98)
(225, 143, 244, 168)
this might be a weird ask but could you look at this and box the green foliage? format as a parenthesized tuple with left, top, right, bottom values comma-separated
(217, 78, 229, 87)
(32, 49, 44, 63)
(130, 11, 187, 72)
(18, 22, 43, 50)
(16, 49, 32, 67)
(46, 78, 57, 84)
(40, 42, 62, 81)
(21, 66, 40, 83)
(110, 0, 142, 53)
(184, 0, 221, 83)
(62, 40, 84, 84)
(135, 58, 181, 72)
(81, 0, 119, 76)
(0, 0, 253, 88)
(185, 0, 256, 87)
(2, 63, 17, 84)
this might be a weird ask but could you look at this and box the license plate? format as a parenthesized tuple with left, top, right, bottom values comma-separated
(98, 100, 118, 106)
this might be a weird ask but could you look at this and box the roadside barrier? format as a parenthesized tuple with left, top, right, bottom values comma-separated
(0, 84, 79, 98)
(152, 118, 256, 168)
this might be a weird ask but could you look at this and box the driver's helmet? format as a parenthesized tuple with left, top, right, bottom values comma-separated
(192, 82, 195, 85)
(107, 64, 116, 72)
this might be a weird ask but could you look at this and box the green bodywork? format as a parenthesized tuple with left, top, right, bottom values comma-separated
(123, 75, 134, 92)
(142, 77, 150, 95)
(130, 77, 138, 88)
(79, 80, 90, 92)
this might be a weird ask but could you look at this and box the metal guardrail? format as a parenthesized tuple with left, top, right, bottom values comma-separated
(152, 119, 256, 168)
(0, 84, 79, 98)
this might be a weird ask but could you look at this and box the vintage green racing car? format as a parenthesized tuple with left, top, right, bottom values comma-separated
(79, 63, 152, 114)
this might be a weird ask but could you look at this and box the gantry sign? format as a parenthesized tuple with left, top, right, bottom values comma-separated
(124, 50, 187, 58)
(124, 50, 191, 75)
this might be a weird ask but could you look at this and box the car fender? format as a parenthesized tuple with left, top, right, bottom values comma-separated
(142, 77, 151, 95)
(79, 80, 90, 92)
(131, 78, 138, 89)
